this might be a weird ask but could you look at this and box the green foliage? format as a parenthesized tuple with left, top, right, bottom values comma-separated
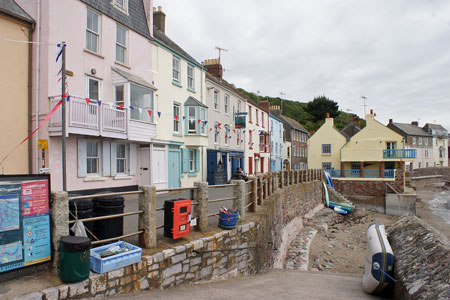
(235, 88, 363, 132)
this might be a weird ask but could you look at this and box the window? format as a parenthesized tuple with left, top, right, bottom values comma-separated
(256, 109, 259, 125)
(173, 103, 181, 133)
(248, 105, 252, 122)
(113, 0, 128, 12)
(322, 144, 331, 154)
(188, 106, 196, 133)
(225, 125, 230, 145)
(259, 135, 265, 152)
(187, 65, 195, 90)
(200, 108, 206, 135)
(322, 162, 332, 170)
(271, 120, 274, 133)
(172, 56, 180, 82)
(439, 147, 445, 158)
(425, 149, 429, 158)
(87, 77, 101, 100)
(86, 8, 100, 53)
(426, 162, 429, 168)
(412, 137, 416, 145)
(224, 94, 229, 114)
(116, 24, 128, 64)
(214, 123, 220, 144)
(237, 130, 241, 147)
(115, 85, 124, 106)
(130, 84, 153, 122)
(418, 137, 423, 145)
(116, 143, 127, 174)
(189, 149, 195, 172)
(237, 100, 241, 113)
(261, 112, 264, 128)
(351, 162, 360, 170)
(214, 90, 219, 110)
(425, 138, 428, 145)
(86, 140, 100, 174)
(249, 130, 253, 144)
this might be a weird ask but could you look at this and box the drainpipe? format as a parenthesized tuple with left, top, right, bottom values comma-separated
(35, 0, 41, 173)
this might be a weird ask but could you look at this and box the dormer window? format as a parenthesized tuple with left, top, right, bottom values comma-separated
(113, 0, 128, 13)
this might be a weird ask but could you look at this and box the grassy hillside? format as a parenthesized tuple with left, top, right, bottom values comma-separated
(237, 88, 365, 132)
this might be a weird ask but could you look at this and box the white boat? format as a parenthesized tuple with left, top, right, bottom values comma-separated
(362, 222, 395, 294)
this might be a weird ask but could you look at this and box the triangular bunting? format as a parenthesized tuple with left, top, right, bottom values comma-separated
(85, 98, 90, 104)
(158, 112, 161, 118)
(148, 110, 152, 117)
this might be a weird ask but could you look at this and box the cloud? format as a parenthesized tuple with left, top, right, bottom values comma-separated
(154, 0, 450, 130)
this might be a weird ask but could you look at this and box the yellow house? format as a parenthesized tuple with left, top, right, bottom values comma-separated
(0, 1, 34, 174)
(307, 117, 347, 170)
(340, 113, 415, 179)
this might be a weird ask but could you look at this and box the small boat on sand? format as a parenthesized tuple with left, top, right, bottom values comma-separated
(363, 222, 395, 294)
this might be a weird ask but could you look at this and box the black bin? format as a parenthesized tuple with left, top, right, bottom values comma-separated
(69, 198, 94, 236)
(93, 196, 125, 240)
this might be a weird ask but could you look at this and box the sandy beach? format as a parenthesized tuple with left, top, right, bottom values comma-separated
(305, 187, 450, 275)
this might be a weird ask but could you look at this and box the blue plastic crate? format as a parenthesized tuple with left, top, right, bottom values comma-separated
(90, 241, 142, 274)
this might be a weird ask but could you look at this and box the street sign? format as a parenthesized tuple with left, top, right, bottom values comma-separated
(38, 140, 48, 150)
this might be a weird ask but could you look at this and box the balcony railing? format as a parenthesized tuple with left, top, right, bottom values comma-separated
(49, 96, 128, 138)
(383, 149, 416, 159)
(326, 169, 395, 179)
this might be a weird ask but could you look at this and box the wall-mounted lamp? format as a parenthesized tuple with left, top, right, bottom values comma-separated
(91, 68, 96, 75)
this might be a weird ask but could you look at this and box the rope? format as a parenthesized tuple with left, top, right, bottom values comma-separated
(365, 257, 397, 282)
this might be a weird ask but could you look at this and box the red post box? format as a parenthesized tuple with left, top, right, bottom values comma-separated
(164, 199, 191, 239)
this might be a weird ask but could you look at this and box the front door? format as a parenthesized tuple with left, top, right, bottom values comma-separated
(207, 150, 218, 185)
(139, 147, 151, 185)
(249, 156, 253, 174)
(152, 145, 168, 189)
(260, 157, 264, 174)
(168, 149, 181, 188)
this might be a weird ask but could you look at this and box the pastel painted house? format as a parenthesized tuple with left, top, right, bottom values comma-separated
(204, 64, 246, 184)
(269, 114, 284, 172)
(246, 100, 270, 175)
(151, 7, 208, 188)
(0, 0, 34, 174)
(307, 116, 347, 172)
(422, 123, 448, 167)
(17, 0, 156, 192)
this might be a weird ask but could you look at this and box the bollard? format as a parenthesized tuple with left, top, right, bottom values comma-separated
(231, 180, 246, 221)
(194, 182, 208, 232)
(138, 185, 156, 248)
(51, 191, 69, 272)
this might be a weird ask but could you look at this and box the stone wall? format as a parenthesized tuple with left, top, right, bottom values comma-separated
(387, 215, 450, 299)
(407, 167, 450, 183)
(406, 175, 443, 190)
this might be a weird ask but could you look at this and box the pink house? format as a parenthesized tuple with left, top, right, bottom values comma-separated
(17, 0, 155, 192)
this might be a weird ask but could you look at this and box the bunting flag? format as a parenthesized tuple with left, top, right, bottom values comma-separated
(225, 135, 228, 138)
(97, 100, 102, 106)
(56, 47, 63, 62)
(129, 106, 134, 110)
(233, 129, 236, 133)
(209, 128, 213, 132)
(198, 119, 201, 124)
(243, 130, 246, 133)
(58, 77, 62, 82)
(248, 142, 251, 145)
(118, 104, 124, 109)
(183, 116, 186, 120)
(218, 123, 222, 126)
(204, 120, 208, 125)
(148, 110, 152, 117)
(67, 95, 70, 101)
(138, 108, 142, 114)
(241, 139, 243, 143)
(229, 135, 232, 139)
(249, 130, 252, 133)
(158, 112, 161, 118)
(85, 98, 90, 104)
(174, 115, 178, 121)
(0, 99, 63, 167)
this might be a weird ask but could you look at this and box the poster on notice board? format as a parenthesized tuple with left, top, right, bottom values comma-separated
(0, 174, 51, 273)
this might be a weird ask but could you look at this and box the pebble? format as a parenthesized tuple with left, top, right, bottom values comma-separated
(284, 228, 318, 271)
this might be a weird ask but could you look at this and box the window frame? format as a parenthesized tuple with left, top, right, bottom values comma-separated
(188, 106, 196, 134)
(173, 103, 181, 133)
(213, 90, 220, 111)
(86, 8, 101, 53)
(112, 0, 128, 13)
(115, 85, 124, 106)
(322, 144, 331, 155)
(214, 122, 220, 144)
(189, 149, 195, 172)
(172, 56, 181, 83)
(248, 105, 252, 122)
(116, 143, 127, 175)
(256, 109, 259, 125)
(187, 65, 195, 90)
(224, 125, 230, 145)
(116, 24, 128, 64)
(129, 83, 154, 123)
(200, 107, 206, 135)
(224, 94, 230, 115)
(322, 162, 332, 170)
(86, 140, 100, 175)
(87, 76, 101, 101)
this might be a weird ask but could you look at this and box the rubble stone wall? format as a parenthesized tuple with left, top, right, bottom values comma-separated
(407, 167, 450, 182)
(387, 215, 450, 300)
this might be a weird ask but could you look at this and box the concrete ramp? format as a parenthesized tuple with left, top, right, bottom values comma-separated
(114, 270, 386, 300)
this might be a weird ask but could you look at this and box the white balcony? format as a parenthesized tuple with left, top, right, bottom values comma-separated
(48, 96, 128, 139)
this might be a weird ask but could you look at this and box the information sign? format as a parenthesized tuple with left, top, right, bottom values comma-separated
(0, 175, 51, 273)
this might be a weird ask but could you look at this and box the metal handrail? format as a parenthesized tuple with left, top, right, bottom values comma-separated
(209, 184, 237, 188)
(386, 183, 400, 195)
(208, 197, 237, 203)
(91, 231, 144, 245)
(156, 187, 198, 192)
(68, 210, 143, 224)
(69, 190, 143, 201)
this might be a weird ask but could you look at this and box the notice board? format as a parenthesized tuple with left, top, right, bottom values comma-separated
(0, 175, 51, 273)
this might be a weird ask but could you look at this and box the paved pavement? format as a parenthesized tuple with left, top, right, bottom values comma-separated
(111, 269, 387, 300)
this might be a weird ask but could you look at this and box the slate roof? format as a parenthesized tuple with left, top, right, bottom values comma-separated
(391, 122, 431, 137)
(185, 96, 208, 108)
(341, 123, 361, 139)
(270, 110, 309, 135)
(0, 0, 34, 23)
(153, 26, 201, 67)
(80, 0, 150, 39)
(423, 123, 448, 132)
(111, 67, 157, 90)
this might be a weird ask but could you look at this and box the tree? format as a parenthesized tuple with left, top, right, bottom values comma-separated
(305, 96, 340, 122)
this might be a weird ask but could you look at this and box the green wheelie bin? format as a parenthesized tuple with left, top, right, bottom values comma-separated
(60, 236, 91, 283)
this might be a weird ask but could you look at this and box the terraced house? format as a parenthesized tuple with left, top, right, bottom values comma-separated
(422, 123, 448, 167)
(204, 60, 246, 184)
(17, 0, 156, 192)
(151, 7, 208, 188)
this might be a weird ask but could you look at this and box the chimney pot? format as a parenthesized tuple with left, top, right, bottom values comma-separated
(158, 6, 162, 11)
(389, 119, 393, 124)
(153, 6, 166, 33)
(370, 109, 373, 115)
(411, 121, 419, 126)
(326, 112, 330, 118)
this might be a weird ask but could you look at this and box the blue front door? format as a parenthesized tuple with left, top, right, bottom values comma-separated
(231, 158, 239, 178)
(168, 149, 181, 188)
(207, 150, 218, 185)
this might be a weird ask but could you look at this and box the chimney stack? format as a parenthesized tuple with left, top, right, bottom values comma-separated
(370, 109, 373, 115)
(389, 119, 393, 124)
(259, 101, 270, 112)
(326, 112, 330, 118)
(153, 6, 166, 33)
(202, 58, 223, 79)
(411, 121, 419, 126)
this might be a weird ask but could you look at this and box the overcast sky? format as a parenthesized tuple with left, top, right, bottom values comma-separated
(154, 0, 450, 131)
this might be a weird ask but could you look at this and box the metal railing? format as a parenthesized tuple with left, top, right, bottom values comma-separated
(326, 169, 395, 179)
(383, 149, 416, 159)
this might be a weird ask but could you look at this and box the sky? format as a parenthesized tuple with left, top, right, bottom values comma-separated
(153, 0, 450, 131)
